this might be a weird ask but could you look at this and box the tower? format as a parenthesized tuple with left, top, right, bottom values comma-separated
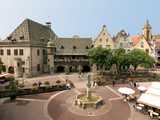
(143, 20, 152, 41)
(46, 22, 55, 74)
(47, 40, 55, 74)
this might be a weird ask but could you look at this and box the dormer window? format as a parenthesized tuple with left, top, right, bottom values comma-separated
(73, 46, 76, 49)
(20, 35, 24, 40)
(7, 36, 12, 40)
(60, 45, 64, 49)
(11, 39, 16, 43)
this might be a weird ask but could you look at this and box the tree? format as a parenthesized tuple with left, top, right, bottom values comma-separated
(8, 77, 18, 100)
(112, 48, 130, 73)
(88, 47, 113, 73)
(0, 59, 6, 74)
(128, 49, 155, 71)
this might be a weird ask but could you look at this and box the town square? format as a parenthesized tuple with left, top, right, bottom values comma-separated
(0, 0, 160, 120)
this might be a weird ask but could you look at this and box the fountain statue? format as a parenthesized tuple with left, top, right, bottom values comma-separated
(75, 74, 103, 109)
(86, 74, 92, 99)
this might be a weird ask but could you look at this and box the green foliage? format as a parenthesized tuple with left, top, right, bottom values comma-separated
(8, 77, 18, 100)
(112, 48, 130, 73)
(128, 49, 155, 70)
(88, 48, 155, 74)
(88, 47, 113, 70)
(0, 59, 6, 74)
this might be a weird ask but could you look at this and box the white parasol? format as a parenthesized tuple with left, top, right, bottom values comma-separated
(138, 86, 147, 92)
(118, 87, 135, 95)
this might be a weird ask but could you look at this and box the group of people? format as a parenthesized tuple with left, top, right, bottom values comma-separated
(112, 79, 137, 88)
(129, 80, 137, 88)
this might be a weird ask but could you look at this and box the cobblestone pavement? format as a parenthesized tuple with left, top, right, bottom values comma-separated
(0, 73, 152, 120)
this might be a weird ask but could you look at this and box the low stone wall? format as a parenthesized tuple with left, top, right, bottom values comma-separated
(0, 84, 68, 98)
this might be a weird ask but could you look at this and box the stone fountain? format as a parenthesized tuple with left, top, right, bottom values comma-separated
(75, 74, 103, 109)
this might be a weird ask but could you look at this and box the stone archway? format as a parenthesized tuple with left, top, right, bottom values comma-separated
(56, 66, 65, 73)
(82, 65, 90, 72)
(8, 66, 14, 73)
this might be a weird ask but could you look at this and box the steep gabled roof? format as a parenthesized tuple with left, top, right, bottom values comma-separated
(131, 35, 141, 46)
(2, 19, 57, 46)
(94, 25, 112, 42)
(155, 39, 160, 49)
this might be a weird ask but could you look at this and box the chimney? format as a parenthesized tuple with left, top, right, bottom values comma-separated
(46, 22, 51, 28)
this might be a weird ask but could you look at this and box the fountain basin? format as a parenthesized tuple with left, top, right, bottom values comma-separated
(75, 94, 103, 109)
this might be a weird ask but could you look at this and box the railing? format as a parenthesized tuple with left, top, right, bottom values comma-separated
(54, 59, 89, 62)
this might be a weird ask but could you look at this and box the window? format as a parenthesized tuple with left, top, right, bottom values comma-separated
(7, 36, 12, 40)
(146, 49, 149, 54)
(120, 43, 123, 48)
(73, 46, 76, 49)
(17, 62, 20, 67)
(72, 56, 75, 59)
(86, 46, 89, 49)
(22, 67, 25, 72)
(141, 42, 144, 48)
(91, 45, 94, 48)
(0, 49, 3, 55)
(19, 49, 23, 56)
(103, 33, 105, 35)
(60, 45, 64, 49)
(99, 39, 102, 42)
(37, 64, 40, 71)
(7, 49, 11, 55)
(37, 49, 40, 56)
(19, 36, 24, 40)
(43, 49, 46, 55)
(14, 49, 18, 56)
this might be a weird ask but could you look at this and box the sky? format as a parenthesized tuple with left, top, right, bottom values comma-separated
(0, 0, 160, 39)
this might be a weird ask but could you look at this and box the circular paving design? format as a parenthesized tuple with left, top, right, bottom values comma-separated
(47, 87, 131, 120)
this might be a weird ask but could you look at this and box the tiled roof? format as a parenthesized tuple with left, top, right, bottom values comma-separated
(131, 35, 141, 46)
(1, 19, 57, 46)
(155, 39, 160, 49)
(54, 37, 92, 55)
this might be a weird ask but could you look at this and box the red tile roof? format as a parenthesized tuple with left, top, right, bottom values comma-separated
(131, 35, 141, 46)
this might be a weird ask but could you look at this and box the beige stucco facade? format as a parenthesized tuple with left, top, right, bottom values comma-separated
(0, 19, 92, 78)
(132, 38, 153, 56)
(94, 25, 114, 49)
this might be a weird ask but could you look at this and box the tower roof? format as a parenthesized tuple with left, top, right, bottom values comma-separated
(143, 19, 152, 29)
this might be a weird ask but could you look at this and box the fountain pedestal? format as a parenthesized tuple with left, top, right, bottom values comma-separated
(75, 74, 103, 109)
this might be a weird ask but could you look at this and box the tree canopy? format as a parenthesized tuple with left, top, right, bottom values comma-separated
(88, 48, 155, 74)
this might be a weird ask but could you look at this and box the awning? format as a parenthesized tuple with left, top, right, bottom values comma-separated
(146, 88, 160, 96)
(137, 93, 160, 109)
